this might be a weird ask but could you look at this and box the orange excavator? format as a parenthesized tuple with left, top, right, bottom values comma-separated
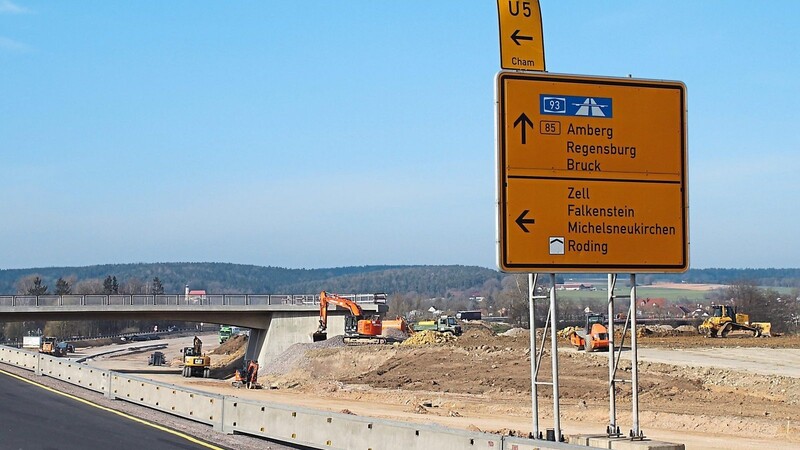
(312, 291, 383, 342)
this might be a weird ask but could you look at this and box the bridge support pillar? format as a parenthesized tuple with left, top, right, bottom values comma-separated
(246, 312, 346, 366)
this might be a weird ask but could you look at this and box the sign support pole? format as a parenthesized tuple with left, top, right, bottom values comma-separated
(607, 274, 618, 436)
(549, 273, 561, 441)
(528, 273, 539, 439)
(629, 273, 643, 438)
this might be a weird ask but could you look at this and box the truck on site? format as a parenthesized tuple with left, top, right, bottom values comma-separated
(39, 337, 66, 357)
(218, 325, 242, 344)
(456, 310, 482, 321)
(698, 304, 771, 337)
(312, 291, 384, 343)
(181, 336, 211, 378)
(411, 316, 462, 336)
(219, 325, 233, 343)
(566, 313, 609, 352)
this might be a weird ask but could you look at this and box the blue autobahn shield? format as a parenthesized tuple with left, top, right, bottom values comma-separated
(540, 94, 613, 118)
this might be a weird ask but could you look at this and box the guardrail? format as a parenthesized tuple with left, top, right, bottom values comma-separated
(0, 293, 385, 307)
(0, 346, 588, 450)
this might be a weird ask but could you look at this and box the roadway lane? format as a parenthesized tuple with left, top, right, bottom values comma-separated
(0, 368, 224, 450)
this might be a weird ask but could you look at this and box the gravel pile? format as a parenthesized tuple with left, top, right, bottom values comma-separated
(500, 328, 528, 337)
(381, 328, 409, 340)
(265, 335, 346, 376)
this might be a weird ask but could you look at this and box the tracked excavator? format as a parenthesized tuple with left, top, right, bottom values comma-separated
(698, 304, 771, 337)
(312, 291, 383, 343)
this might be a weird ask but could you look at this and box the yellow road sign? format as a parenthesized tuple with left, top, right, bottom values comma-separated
(497, 0, 545, 71)
(496, 72, 688, 272)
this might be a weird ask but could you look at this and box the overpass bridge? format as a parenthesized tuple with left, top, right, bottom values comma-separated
(0, 293, 387, 364)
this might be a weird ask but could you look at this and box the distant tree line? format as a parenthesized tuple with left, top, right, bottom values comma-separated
(1, 274, 170, 341)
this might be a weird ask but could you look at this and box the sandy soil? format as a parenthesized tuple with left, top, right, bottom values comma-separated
(81, 328, 800, 450)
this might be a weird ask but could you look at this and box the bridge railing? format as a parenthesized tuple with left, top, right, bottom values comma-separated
(0, 293, 386, 307)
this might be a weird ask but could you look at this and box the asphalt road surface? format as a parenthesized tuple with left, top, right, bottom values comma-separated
(0, 368, 222, 450)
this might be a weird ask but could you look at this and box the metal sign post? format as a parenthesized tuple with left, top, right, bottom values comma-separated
(548, 273, 561, 441)
(528, 273, 539, 438)
(607, 274, 619, 437)
(527, 273, 563, 442)
(630, 274, 642, 438)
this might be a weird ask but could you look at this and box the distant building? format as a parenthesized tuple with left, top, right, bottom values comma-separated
(184, 286, 207, 304)
(557, 283, 595, 291)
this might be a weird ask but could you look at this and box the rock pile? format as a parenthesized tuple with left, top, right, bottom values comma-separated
(500, 328, 528, 337)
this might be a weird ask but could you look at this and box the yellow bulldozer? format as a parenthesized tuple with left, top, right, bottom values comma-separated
(698, 305, 771, 338)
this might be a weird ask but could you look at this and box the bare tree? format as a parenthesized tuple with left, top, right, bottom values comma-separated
(15, 274, 46, 295)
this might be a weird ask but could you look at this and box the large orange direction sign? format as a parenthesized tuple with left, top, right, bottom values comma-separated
(496, 72, 689, 272)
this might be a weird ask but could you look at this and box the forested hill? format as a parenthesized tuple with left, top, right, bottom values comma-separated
(1, 263, 800, 296)
(0, 263, 502, 296)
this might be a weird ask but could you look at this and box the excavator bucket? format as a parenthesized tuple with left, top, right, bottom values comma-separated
(312, 331, 327, 342)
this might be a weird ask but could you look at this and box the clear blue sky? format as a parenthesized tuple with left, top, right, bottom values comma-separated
(2, 1, 798, 270)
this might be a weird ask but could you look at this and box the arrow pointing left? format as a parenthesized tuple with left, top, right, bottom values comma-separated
(515, 209, 536, 233)
(511, 29, 534, 46)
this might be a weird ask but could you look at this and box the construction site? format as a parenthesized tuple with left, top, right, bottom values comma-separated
(86, 321, 800, 450)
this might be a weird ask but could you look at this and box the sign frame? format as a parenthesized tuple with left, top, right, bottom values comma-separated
(495, 71, 689, 273)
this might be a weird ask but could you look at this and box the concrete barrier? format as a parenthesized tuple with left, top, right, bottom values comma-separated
(39, 355, 108, 394)
(109, 373, 225, 430)
(222, 396, 504, 450)
(1, 346, 615, 450)
(0, 346, 38, 371)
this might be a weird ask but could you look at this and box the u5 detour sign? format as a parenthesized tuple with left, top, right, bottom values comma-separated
(496, 72, 688, 273)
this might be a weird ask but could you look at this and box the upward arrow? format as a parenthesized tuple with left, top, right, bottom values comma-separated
(513, 112, 533, 145)
(511, 29, 534, 46)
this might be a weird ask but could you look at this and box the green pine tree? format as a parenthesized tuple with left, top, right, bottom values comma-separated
(28, 277, 48, 295)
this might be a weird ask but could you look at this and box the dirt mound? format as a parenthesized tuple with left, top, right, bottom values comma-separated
(401, 330, 456, 346)
(211, 334, 247, 356)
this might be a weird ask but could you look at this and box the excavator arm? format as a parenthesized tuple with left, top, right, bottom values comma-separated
(314, 291, 365, 341)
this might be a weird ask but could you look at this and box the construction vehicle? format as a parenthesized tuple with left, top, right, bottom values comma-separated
(312, 291, 383, 342)
(698, 304, 771, 337)
(181, 336, 211, 377)
(381, 316, 413, 336)
(219, 325, 233, 344)
(566, 313, 609, 352)
(231, 359, 260, 389)
(411, 316, 462, 336)
(39, 337, 66, 357)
